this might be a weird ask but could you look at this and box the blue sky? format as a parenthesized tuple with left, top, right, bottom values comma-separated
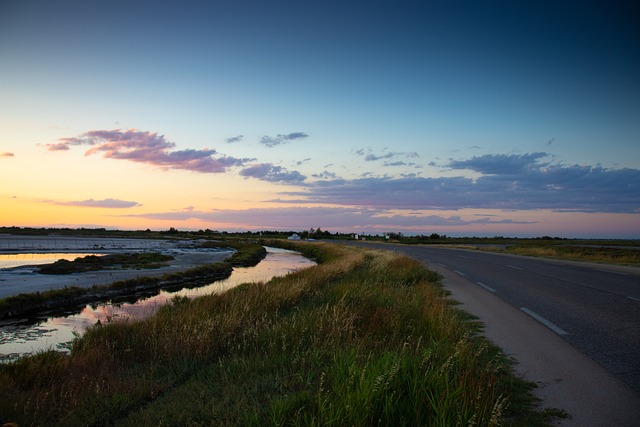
(1, 1, 639, 237)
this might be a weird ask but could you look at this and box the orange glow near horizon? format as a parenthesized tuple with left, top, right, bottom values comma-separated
(2, 193, 639, 239)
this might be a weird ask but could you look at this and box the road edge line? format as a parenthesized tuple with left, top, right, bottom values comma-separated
(520, 307, 568, 335)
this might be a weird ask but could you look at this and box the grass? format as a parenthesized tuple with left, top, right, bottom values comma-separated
(0, 242, 560, 426)
(489, 245, 640, 266)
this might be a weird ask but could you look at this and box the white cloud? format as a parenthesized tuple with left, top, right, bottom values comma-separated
(49, 198, 141, 208)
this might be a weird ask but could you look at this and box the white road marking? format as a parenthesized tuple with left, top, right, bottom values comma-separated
(437, 263, 446, 267)
(454, 270, 465, 276)
(458, 255, 469, 259)
(627, 296, 640, 302)
(520, 307, 568, 335)
(476, 282, 496, 292)
(506, 265, 523, 271)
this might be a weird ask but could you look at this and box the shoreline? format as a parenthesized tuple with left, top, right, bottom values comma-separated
(0, 250, 235, 300)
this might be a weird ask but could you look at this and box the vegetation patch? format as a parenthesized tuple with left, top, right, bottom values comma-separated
(38, 252, 174, 275)
(0, 242, 561, 426)
(224, 243, 268, 267)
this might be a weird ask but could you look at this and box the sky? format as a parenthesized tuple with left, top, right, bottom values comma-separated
(1, 0, 639, 238)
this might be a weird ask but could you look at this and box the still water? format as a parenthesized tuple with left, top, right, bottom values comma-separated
(0, 247, 315, 362)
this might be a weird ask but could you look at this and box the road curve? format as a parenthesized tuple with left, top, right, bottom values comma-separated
(340, 241, 640, 426)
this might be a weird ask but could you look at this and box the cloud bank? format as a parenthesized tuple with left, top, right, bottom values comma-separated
(283, 153, 639, 213)
(0, 152, 14, 157)
(449, 153, 548, 175)
(122, 206, 532, 229)
(48, 129, 252, 173)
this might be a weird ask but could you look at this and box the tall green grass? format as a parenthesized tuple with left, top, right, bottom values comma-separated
(0, 243, 558, 426)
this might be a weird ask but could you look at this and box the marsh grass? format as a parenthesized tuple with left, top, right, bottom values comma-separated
(0, 243, 557, 426)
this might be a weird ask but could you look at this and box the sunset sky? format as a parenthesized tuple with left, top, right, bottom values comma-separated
(1, 1, 639, 238)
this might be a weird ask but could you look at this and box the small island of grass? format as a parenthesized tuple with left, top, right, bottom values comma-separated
(38, 252, 175, 274)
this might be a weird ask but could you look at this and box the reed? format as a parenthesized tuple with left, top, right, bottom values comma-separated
(0, 243, 559, 426)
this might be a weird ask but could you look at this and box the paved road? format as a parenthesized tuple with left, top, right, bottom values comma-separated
(340, 241, 640, 425)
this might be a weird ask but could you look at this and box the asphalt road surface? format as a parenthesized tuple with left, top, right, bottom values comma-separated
(341, 241, 640, 426)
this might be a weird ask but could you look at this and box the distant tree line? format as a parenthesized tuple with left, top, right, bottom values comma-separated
(1, 226, 614, 244)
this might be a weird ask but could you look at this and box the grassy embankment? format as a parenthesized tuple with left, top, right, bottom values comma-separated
(0, 241, 560, 426)
(0, 242, 267, 320)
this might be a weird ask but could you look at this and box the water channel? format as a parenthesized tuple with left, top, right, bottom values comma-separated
(0, 247, 315, 362)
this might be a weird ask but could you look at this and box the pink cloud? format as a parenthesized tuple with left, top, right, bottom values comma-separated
(45, 143, 71, 151)
(48, 129, 252, 173)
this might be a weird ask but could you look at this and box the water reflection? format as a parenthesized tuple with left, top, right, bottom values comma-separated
(0, 247, 315, 361)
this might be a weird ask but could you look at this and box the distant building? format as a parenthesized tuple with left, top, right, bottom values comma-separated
(288, 233, 301, 240)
